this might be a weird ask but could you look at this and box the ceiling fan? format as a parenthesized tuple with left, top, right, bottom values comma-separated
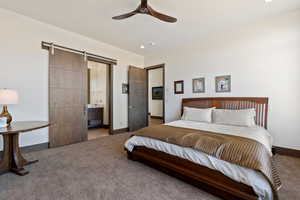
(112, 0, 177, 23)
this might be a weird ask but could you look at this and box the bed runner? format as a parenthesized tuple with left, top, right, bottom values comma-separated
(133, 125, 282, 199)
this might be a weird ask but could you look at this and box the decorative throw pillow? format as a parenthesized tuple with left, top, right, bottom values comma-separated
(212, 109, 256, 127)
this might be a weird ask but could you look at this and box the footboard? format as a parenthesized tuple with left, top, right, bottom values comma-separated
(127, 146, 258, 200)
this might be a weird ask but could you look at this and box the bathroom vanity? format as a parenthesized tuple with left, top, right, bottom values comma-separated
(87, 105, 104, 129)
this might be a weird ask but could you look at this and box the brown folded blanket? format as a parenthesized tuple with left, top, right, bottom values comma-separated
(133, 125, 282, 200)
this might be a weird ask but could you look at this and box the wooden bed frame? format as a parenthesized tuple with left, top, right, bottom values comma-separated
(127, 97, 269, 200)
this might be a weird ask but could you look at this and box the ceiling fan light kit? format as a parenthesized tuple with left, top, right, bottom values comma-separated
(112, 0, 177, 23)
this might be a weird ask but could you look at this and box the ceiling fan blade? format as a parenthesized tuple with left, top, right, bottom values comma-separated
(147, 6, 177, 23)
(112, 11, 138, 20)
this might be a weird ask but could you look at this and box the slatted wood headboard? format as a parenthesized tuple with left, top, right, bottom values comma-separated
(182, 97, 269, 129)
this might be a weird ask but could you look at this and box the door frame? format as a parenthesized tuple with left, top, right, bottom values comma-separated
(87, 57, 114, 135)
(145, 64, 166, 123)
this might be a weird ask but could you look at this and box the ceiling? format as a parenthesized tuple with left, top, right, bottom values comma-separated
(1, 0, 300, 56)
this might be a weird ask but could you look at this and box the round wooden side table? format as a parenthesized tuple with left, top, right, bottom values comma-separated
(0, 121, 50, 176)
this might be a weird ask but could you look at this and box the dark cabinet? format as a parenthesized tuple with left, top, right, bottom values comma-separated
(88, 107, 104, 129)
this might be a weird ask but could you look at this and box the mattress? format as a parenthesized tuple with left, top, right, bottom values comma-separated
(125, 120, 274, 200)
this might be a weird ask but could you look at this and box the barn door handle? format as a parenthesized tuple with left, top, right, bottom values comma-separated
(84, 105, 87, 115)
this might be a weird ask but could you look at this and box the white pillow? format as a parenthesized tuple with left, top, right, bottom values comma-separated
(212, 109, 256, 127)
(181, 107, 214, 123)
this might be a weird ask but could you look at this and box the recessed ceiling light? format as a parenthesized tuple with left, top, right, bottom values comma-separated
(265, 0, 272, 2)
(140, 45, 145, 49)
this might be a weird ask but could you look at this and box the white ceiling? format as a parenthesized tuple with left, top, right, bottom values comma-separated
(1, 0, 300, 56)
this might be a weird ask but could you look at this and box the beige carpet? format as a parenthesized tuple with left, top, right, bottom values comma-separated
(0, 133, 299, 200)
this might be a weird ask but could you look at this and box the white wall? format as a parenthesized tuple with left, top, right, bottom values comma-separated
(148, 68, 163, 117)
(0, 8, 144, 150)
(145, 10, 300, 150)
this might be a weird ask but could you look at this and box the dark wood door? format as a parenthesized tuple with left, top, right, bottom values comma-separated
(49, 49, 88, 148)
(128, 66, 148, 132)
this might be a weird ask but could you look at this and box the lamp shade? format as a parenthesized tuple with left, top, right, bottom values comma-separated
(0, 89, 19, 105)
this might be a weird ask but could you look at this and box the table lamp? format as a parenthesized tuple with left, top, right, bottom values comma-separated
(0, 89, 19, 125)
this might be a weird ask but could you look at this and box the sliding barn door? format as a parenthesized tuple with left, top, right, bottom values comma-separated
(128, 66, 148, 132)
(49, 49, 88, 148)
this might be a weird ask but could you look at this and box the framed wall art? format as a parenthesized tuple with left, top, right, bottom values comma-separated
(174, 80, 184, 94)
(152, 87, 164, 100)
(215, 75, 231, 93)
(193, 78, 205, 93)
(122, 83, 129, 94)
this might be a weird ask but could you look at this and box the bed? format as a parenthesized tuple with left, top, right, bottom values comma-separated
(124, 97, 280, 200)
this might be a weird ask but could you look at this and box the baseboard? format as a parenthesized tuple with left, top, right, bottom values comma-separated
(0, 142, 49, 157)
(88, 124, 110, 129)
(273, 146, 300, 158)
(102, 124, 110, 129)
(111, 127, 129, 135)
(150, 116, 163, 120)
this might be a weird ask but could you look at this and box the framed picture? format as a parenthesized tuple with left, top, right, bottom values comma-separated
(174, 80, 184, 94)
(215, 75, 231, 93)
(122, 83, 129, 94)
(193, 78, 205, 93)
(152, 87, 164, 100)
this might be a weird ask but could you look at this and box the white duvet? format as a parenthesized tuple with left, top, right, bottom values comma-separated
(124, 120, 274, 200)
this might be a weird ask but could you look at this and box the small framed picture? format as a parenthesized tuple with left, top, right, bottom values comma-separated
(193, 78, 205, 93)
(174, 80, 184, 94)
(122, 83, 129, 94)
(152, 87, 164, 100)
(215, 75, 231, 93)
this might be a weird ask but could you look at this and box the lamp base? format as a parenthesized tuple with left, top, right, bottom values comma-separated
(0, 105, 12, 125)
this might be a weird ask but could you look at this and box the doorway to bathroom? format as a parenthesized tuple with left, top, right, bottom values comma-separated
(87, 60, 111, 140)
